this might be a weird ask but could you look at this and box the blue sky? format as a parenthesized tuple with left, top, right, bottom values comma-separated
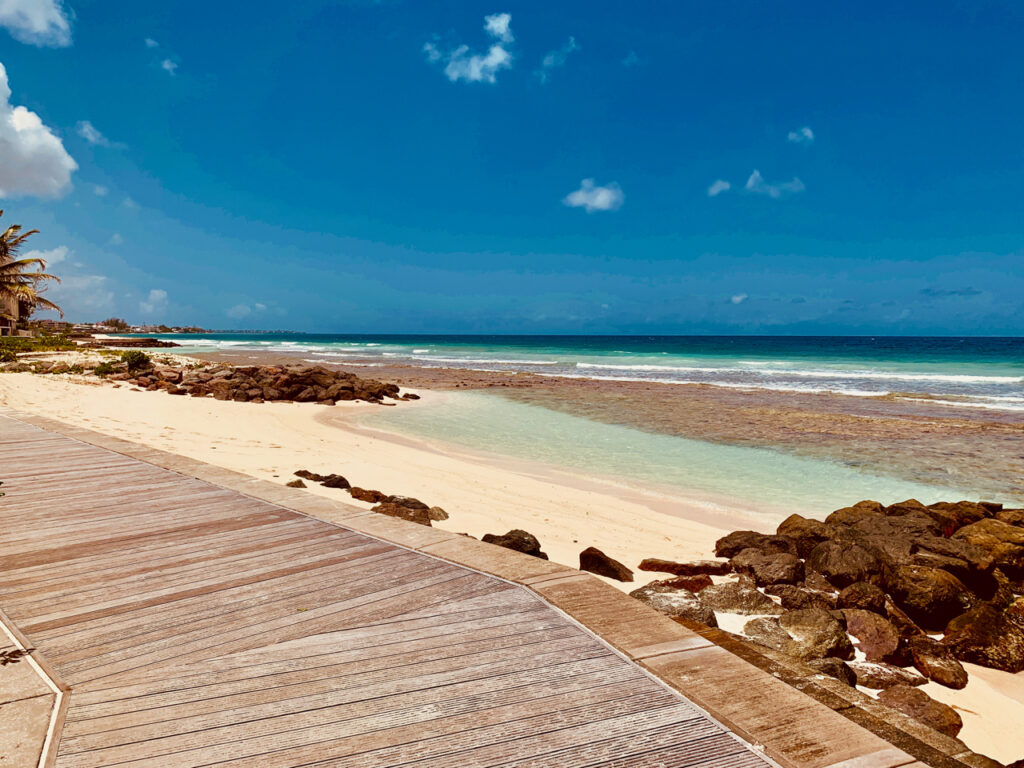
(1, 0, 1022, 333)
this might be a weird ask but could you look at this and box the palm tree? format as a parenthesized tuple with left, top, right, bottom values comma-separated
(0, 210, 62, 333)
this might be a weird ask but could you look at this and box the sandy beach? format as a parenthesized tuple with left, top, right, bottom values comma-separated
(2, 363, 1023, 763)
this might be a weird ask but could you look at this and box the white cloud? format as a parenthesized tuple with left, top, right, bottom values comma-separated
(139, 288, 168, 314)
(483, 13, 512, 43)
(76, 120, 109, 146)
(731, 293, 748, 305)
(0, 0, 71, 47)
(707, 179, 731, 197)
(108, 233, 124, 246)
(253, 302, 266, 312)
(92, 184, 108, 196)
(24, 244, 68, 265)
(744, 169, 805, 199)
(144, 37, 158, 48)
(424, 13, 514, 84)
(621, 50, 640, 68)
(787, 126, 814, 144)
(52, 274, 113, 310)
(226, 303, 252, 319)
(563, 178, 624, 213)
(121, 196, 139, 210)
(536, 36, 578, 83)
(161, 58, 178, 75)
(0, 63, 77, 198)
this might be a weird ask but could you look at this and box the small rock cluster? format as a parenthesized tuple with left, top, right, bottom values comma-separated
(630, 498, 1024, 740)
(291, 470, 448, 526)
(116, 363, 412, 404)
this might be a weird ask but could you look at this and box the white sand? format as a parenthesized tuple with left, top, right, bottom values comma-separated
(1, 371, 1022, 763)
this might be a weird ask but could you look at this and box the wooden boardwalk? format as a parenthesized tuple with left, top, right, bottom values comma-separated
(0, 410, 774, 768)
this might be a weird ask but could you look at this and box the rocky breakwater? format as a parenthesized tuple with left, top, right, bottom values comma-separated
(118, 363, 415, 405)
(631, 498, 1024, 742)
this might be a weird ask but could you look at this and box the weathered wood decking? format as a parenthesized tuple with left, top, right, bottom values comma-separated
(0, 410, 774, 767)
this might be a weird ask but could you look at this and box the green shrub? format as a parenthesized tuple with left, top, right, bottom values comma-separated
(120, 350, 151, 371)
(0, 335, 75, 353)
(0, 349, 16, 363)
(93, 361, 118, 376)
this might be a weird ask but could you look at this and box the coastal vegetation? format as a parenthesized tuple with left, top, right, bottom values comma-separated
(0, 211, 62, 331)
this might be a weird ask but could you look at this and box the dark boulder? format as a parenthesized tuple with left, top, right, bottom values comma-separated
(765, 584, 836, 611)
(843, 609, 902, 664)
(481, 529, 549, 560)
(837, 582, 886, 614)
(996, 508, 1024, 527)
(886, 565, 974, 631)
(729, 548, 804, 587)
(426, 506, 449, 522)
(778, 608, 854, 661)
(806, 540, 883, 589)
(285, 479, 306, 488)
(320, 474, 351, 489)
(385, 495, 428, 509)
(348, 487, 387, 503)
(908, 635, 968, 689)
(638, 558, 731, 577)
(876, 685, 963, 738)
(953, 518, 1024, 577)
(925, 501, 990, 536)
(655, 574, 714, 593)
(776, 514, 835, 558)
(825, 502, 884, 527)
(629, 584, 717, 626)
(743, 617, 794, 654)
(371, 502, 432, 526)
(806, 657, 857, 687)
(942, 602, 1024, 672)
(579, 547, 634, 582)
(295, 469, 327, 482)
(847, 660, 927, 690)
(714, 531, 797, 559)
(699, 575, 784, 616)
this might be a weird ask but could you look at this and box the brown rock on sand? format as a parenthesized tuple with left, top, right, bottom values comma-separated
(579, 547, 634, 582)
(876, 685, 963, 738)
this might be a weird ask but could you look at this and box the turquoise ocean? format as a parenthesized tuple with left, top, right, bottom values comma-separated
(151, 334, 1024, 513)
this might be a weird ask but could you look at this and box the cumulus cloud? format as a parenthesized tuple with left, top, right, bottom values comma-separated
(139, 288, 168, 314)
(226, 303, 252, 319)
(121, 196, 139, 210)
(108, 233, 124, 246)
(144, 37, 158, 48)
(92, 184, 108, 196)
(0, 0, 71, 47)
(536, 36, 578, 83)
(161, 58, 178, 75)
(24, 244, 68, 265)
(424, 12, 514, 84)
(0, 63, 77, 198)
(744, 169, 805, 199)
(75, 120, 109, 146)
(731, 293, 748, 305)
(563, 179, 624, 213)
(52, 274, 113, 310)
(707, 179, 731, 197)
(787, 126, 814, 144)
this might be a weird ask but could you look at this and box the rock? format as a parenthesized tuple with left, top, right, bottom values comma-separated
(743, 616, 794, 653)
(778, 608, 854, 661)
(885, 598, 926, 639)
(996, 508, 1024, 527)
(629, 584, 717, 626)
(765, 584, 836, 611)
(909, 636, 968, 689)
(656, 574, 714, 593)
(806, 540, 883, 589)
(777, 514, 835, 558)
(886, 565, 974, 631)
(924, 501, 990, 536)
(294, 470, 327, 482)
(806, 657, 858, 686)
(386, 495, 428, 509)
(876, 685, 963, 738)
(579, 547, 634, 582)
(370, 502, 432, 526)
(714, 531, 797, 558)
(847, 660, 927, 689)
(826, 504, 884, 527)
(953, 518, 1024, 577)
(837, 582, 887, 614)
(285, 479, 306, 488)
(638, 558, 731, 576)
(699, 576, 784, 616)
(348, 487, 387, 503)
(320, 474, 351, 489)
(481, 529, 548, 560)
(730, 548, 804, 587)
(843, 609, 901, 664)
(426, 506, 449, 522)
(942, 602, 1024, 672)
